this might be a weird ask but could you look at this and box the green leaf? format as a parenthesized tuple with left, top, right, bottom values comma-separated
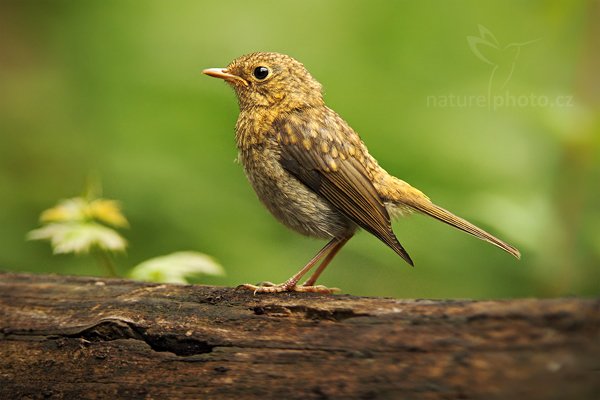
(129, 251, 225, 284)
(38, 196, 129, 228)
(27, 222, 127, 254)
(88, 199, 129, 228)
(40, 198, 87, 223)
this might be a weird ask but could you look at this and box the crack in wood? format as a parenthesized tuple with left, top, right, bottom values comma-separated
(66, 319, 216, 356)
(251, 304, 369, 321)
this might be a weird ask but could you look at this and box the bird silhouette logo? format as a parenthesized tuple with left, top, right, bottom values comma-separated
(467, 25, 539, 98)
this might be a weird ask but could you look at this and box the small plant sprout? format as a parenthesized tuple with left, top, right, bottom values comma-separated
(28, 180, 225, 284)
(27, 184, 128, 276)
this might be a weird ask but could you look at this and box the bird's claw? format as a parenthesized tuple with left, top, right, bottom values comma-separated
(236, 282, 340, 294)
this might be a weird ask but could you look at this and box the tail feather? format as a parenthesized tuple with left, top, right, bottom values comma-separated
(405, 199, 521, 259)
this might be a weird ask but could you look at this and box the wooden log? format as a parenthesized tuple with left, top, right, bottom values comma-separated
(1, 272, 598, 399)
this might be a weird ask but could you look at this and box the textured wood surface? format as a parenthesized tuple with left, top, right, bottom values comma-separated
(1, 272, 599, 399)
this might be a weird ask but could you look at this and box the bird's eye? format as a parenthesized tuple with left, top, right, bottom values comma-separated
(253, 66, 270, 80)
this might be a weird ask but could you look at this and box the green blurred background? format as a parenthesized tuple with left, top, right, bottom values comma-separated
(1, 0, 598, 298)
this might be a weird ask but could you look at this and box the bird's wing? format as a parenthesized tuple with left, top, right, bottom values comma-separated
(275, 114, 413, 266)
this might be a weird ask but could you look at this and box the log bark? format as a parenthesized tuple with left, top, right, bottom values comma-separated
(1, 272, 598, 400)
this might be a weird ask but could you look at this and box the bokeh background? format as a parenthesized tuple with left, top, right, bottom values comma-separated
(1, 0, 598, 298)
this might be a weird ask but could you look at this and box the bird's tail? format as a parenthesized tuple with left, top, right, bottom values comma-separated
(404, 198, 521, 259)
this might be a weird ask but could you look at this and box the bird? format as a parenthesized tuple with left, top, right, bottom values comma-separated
(203, 52, 520, 294)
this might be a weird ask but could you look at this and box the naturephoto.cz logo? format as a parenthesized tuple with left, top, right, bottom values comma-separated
(427, 25, 574, 110)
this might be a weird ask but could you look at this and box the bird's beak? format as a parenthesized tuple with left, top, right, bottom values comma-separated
(202, 68, 248, 87)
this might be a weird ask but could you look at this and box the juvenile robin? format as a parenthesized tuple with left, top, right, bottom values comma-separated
(203, 52, 520, 294)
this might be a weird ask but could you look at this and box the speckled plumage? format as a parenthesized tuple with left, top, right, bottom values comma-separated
(204, 52, 520, 293)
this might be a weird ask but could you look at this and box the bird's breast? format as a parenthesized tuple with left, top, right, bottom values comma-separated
(235, 125, 355, 240)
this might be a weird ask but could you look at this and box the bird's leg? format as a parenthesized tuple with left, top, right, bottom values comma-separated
(237, 237, 347, 294)
(302, 235, 351, 287)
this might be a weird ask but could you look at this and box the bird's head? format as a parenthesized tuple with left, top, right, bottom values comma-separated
(203, 52, 324, 111)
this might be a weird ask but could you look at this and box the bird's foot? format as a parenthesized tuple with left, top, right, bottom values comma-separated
(237, 282, 340, 294)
